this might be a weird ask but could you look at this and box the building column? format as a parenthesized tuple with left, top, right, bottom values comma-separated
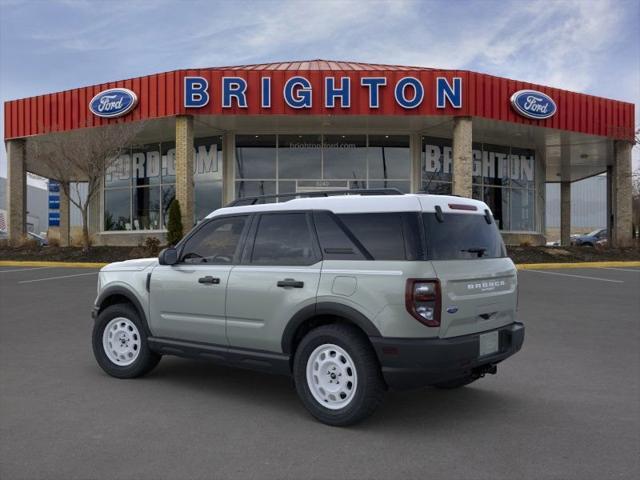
(222, 133, 235, 205)
(59, 182, 70, 247)
(410, 133, 422, 192)
(560, 181, 571, 246)
(6, 139, 27, 244)
(175, 115, 194, 234)
(452, 117, 472, 197)
(611, 141, 633, 247)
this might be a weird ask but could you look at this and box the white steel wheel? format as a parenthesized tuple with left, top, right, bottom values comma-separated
(102, 317, 141, 367)
(306, 343, 358, 410)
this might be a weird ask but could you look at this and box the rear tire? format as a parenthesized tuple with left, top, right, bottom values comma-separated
(293, 324, 385, 426)
(433, 375, 478, 389)
(92, 303, 161, 379)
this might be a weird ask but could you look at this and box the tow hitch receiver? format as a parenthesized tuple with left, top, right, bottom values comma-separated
(473, 364, 497, 378)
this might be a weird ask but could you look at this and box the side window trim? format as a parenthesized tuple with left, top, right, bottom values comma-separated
(176, 214, 251, 265)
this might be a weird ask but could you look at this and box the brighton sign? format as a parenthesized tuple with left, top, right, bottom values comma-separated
(89, 88, 138, 118)
(183, 75, 463, 110)
(510, 89, 557, 120)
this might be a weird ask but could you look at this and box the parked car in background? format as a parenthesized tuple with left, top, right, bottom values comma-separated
(27, 231, 48, 246)
(571, 228, 607, 247)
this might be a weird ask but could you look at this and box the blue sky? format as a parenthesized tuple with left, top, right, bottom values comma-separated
(1, 0, 638, 178)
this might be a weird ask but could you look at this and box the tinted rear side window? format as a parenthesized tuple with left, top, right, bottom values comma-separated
(313, 211, 366, 260)
(251, 213, 318, 265)
(337, 213, 419, 261)
(423, 213, 506, 260)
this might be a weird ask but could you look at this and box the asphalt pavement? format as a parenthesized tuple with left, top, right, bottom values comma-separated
(0, 265, 638, 480)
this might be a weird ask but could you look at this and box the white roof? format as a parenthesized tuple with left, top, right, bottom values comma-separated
(207, 194, 491, 218)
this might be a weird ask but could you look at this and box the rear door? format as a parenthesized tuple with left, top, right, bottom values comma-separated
(149, 214, 250, 345)
(226, 212, 322, 352)
(422, 209, 517, 338)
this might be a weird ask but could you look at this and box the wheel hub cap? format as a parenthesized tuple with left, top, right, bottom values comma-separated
(306, 344, 358, 410)
(102, 317, 141, 367)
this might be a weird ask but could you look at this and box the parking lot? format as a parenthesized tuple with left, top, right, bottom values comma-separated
(1, 264, 638, 480)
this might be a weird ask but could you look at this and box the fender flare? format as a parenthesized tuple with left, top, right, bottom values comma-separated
(281, 302, 381, 354)
(95, 285, 151, 336)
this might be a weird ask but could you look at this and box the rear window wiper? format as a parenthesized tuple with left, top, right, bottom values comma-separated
(461, 247, 487, 257)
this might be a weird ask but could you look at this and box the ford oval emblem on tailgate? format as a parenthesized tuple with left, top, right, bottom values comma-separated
(446, 306, 459, 314)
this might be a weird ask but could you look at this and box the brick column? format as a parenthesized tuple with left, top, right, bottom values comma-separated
(452, 117, 472, 197)
(175, 115, 194, 234)
(6, 139, 27, 244)
(222, 133, 235, 205)
(611, 141, 633, 247)
(560, 181, 571, 246)
(59, 182, 70, 247)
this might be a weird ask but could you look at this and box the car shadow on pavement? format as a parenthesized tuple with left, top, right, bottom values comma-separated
(138, 356, 529, 431)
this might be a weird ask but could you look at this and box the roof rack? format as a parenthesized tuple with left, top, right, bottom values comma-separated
(225, 188, 404, 207)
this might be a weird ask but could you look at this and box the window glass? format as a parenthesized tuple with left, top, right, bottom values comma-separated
(472, 142, 483, 184)
(132, 143, 161, 187)
(278, 134, 322, 179)
(323, 135, 367, 180)
(195, 181, 222, 222)
(235, 135, 276, 179)
(483, 186, 508, 230)
(509, 189, 535, 231)
(368, 135, 410, 179)
(104, 189, 131, 231)
(422, 136, 452, 184)
(423, 213, 505, 260)
(368, 180, 411, 193)
(337, 213, 407, 260)
(509, 147, 535, 189)
(422, 181, 452, 195)
(313, 211, 365, 260)
(251, 213, 317, 265)
(162, 185, 176, 227)
(132, 186, 160, 230)
(235, 180, 276, 202)
(482, 144, 510, 187)
(181, 216, 247, 264)
(106, 153, 131, 188)
(161, 142, 176, 184)
(194, 136, 222, 183)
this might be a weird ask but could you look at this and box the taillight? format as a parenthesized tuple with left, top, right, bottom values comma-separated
(405, 279, 441, 327)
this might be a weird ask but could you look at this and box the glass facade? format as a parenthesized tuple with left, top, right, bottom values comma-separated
(422, 136, 536, 232)
(235, 134, 411, 199)
(103, 136, 223, 231)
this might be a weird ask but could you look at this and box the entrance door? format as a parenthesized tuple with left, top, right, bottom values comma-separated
(149, 214, 249, 345)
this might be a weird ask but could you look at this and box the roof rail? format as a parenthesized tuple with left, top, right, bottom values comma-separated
(225, 188, 404, 207)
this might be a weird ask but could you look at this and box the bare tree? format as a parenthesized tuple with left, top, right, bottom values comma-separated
(27, 121, 144, 250)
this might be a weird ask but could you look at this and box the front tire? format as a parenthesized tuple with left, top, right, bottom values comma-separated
(92, 303, 161, 379)
(293, 324, 385, 426)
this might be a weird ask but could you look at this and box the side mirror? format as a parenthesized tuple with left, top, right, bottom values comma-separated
(158, 247, 178, 266)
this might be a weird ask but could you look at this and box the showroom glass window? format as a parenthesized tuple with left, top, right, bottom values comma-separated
(421, 136, 536, 231)
(104, 136, 223, 231)
(234, 134, 410, 201)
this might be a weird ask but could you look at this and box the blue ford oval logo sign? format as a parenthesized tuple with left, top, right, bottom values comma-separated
(89, 88, 138, 118)
(510, 89, 556, 120)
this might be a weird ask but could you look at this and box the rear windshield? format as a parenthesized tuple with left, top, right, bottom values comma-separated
(423, 213, 506, 260)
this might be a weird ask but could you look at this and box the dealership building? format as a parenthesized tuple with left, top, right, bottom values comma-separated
(3, 60, 635, 246)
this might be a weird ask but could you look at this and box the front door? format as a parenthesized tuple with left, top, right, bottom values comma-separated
(149, 214, 250, 345)
(226, 212, 322, 353)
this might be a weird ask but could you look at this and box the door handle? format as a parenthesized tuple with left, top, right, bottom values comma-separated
(198, 276, 220, 285)
(277, 278, 304, 288)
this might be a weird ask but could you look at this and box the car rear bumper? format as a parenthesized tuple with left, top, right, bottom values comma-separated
(370, 322, 525, 390)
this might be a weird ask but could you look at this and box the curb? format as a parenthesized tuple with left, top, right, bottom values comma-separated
(2, 260, 639, 270)
(516, 261, 640, 270)
(0, 260, 108, 268)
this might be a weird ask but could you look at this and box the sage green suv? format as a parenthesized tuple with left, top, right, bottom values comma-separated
(91, 190, 524, 426)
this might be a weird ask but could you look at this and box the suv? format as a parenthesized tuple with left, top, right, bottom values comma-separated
(91, 190, 524, 426)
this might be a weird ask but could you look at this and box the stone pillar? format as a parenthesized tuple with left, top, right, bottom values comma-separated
(560, 181, 571, 246)
(611, 141, 633, 247)
(410, 133, 422, 192)
(6, 139, 27, 244)
(59, 182, 70, 247)
(452, 117, 472, 197)
(175, 115, 194, 234)
(222, 133, 235, 205)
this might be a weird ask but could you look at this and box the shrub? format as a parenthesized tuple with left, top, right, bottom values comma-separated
(166, 199, 183, 246)
(48, 237, 61, 248)
(143, 236, 161, 256)
(519, 241, 532, 247)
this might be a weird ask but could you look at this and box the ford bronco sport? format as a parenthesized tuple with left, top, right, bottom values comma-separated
(92, 190, 524, 426)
